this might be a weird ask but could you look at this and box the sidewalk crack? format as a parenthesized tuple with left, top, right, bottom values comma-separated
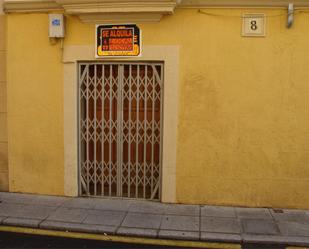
(115, 204, 130, 235)
(38, 205, 62, 228)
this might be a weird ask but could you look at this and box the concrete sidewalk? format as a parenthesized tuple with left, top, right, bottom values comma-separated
(0, 192, 308, 247)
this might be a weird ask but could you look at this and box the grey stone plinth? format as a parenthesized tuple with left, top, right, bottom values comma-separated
(94, 199, 132, 212)
(271, 209, 309, 223)
(158, 230, 199, 240)
(128, 201, 166, 214)
(278, 221, 309, 237)
(3, 217, 41, 228)
(161, 215, 199, 231)
(201, 206, 236, 218)
(12, 204, 56, 219)
(164, 204, 200, 216)
(0, 193, 36, 205)
(62, 198, 97, 209)
(121, 213, 162, 229)
(236, 208, 272, 219)
(116, 227, 157, 238)
(201, 232, 241, 243)
(31, 195, 67, 207)
(40, 220, 117, 234)
(83, 210, 126, 226)
(242, 219, 279, 235)
(0, 203, 25, 217)
(201, 217, 241, 234)
(242, 234, 309, 246)
(47, 207, 88, 223)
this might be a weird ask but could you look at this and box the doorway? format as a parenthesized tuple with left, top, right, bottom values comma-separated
(78, 62, 163, 200)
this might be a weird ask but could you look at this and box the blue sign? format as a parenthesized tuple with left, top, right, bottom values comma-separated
(52, 19, 60, 26)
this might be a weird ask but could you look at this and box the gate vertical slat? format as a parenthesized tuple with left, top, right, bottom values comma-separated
(108, 65, 113, 196)
(117, 65, 123, 197)
(128, 65, 132, 198)
(86, 66, 90, 195)
(101, 64, 105, 196)
(143, 66, 147, 198)
(135, 65, 140, 198)
(151, 67, 155, 194)
(94, 65, 97, 196)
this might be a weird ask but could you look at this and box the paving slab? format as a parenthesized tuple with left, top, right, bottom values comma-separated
(3, 217, 41, 228)
(10, 204, 56, 219)
(128, 201, 166, 214)
(201, 232, 242, 243)
(271, 209, 309, 223)
(158, 230, 199, 240)
(0, 192, 11, 203)
(62, 197, 97, 209)
(40, 220, 117, 234)
(236, 207, 272, 219)
(31, 195, 67, 207)
(83, 210, 126, 226)
(0, 216, 6, 224)
(94, 199, 132, 212)
(160, 215, 199, 231)
(0, 192, 12, 198)
(0, 192, 36, 205)
(116, 227, 158, 238)
(47, 207, 88, 223)
(0, 203, 25, 217)
(242, 219, 279, 235)
(164, 204, 200, 216)
(121, 213, 162, 229)
(242, 234, 285, 245)
(242, 234, 309, 246)
(201, 217, 241, 234)
(201, 206, 236, 218)
(278, 221, 309, 237)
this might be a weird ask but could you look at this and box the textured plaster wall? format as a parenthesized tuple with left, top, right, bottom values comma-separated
(0, 0, 8, 191)
(171, 9, 309, 208)
(7, 14, 64, 195)
(6, 9, 309, 207)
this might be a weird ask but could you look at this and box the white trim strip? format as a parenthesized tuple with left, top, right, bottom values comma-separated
(4, 0, 309, 14)
(3, 0, 61, 13)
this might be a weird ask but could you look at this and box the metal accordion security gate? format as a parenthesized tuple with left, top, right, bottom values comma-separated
(78, 62, 163, 200)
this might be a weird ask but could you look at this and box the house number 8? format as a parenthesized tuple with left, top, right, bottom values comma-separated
(242, 14, 265, 37)
(251, 20, 258, 30)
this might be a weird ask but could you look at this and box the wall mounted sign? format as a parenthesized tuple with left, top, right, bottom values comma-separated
(96, 24, 141, 57)
(242, 14, 266, 37)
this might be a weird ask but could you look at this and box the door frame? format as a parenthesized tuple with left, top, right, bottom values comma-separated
(63, 45, 179, 203)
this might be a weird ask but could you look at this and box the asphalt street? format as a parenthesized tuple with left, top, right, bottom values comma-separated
(0, 232, 203, 249)
(0, 232, 288, 249)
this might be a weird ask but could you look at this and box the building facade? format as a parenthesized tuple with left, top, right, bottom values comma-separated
(2, 0, 309, 209)
(0, 0, 8, 192)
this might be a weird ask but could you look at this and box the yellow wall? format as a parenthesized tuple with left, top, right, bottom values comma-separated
(0, 0, 8, 191)
(7, 14, 64, 195)
(7, 8, 309, 207)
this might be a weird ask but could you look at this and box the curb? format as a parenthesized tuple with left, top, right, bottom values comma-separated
(287, 248, 309, 249)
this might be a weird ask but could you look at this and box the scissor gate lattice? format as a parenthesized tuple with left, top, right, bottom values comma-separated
(79, 63, 163, 200)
